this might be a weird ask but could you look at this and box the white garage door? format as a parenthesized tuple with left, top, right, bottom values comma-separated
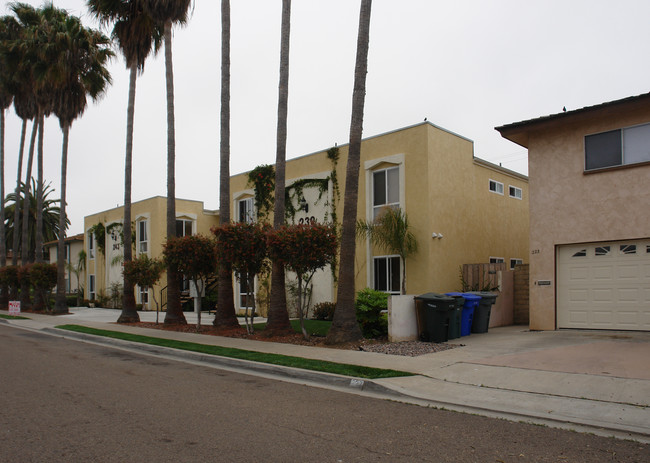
(557, 240, 650, 331)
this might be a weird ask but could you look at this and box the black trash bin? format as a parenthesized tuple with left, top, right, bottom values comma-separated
(469, 291, 498, 333)
(444, 293, 465, 340)
(414, 293, 455, 343)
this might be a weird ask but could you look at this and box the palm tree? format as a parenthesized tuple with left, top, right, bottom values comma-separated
(327, 0, 372, 345)
(4, 180, 67, 260)
(266, 0, 293, 336)
(49, 12, 113, 314)
(357, 208, 418, 295)
(214, 0, 239, 329)
(66, 250, 86, 307)
(87, 0, 163, 323)
(142, 0, 192, 325)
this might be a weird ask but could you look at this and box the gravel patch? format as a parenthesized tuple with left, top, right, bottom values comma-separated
(360, 340, 463, 357)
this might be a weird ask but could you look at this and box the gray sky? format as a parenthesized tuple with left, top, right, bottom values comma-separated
(3, 0, 650, 235)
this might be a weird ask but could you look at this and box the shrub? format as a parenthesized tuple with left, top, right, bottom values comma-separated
(312, 302, 336, 321)
(355, 288, 388, 338)
(66, 296, 77, 307)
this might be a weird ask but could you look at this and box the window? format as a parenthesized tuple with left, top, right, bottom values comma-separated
(620, 244, 636, 255)
(373, 167, 400, 219)
(64, 244, 70, 262)
(508, 185, 522, 199)
(595, 246, 611, 256)
(239, 278, 253, 309)
(238, 198, 254, 223)
(138, 220, 148, 254)
(489, 180, 504, 195)
(489, 257, 505, 264)
(139, 286, 149, 307)
(88, 232, 95, 259)
(374, 256, 400, 294)
(89, 275, 96, 301)
(509, 258, 523, 270)
(572, 249, 587, 257)
(585, 123, 650, 171)
(176, 219, 193, 237)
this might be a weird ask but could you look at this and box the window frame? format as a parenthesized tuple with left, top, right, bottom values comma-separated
(508, 185, 522, 200)
(373, 255, 401, 295)
(489, 179, 504, 195)
(176, 218, 193, 237)
(238, 197, 255, 224)
(137, 219, 148, 254)
(489, 256, 505, 264)
(88, 232, 95, 260)
(585, 122, 650, 172)
(88, 274, 96, 301)
(509, 258, 523, 270)
(372, 166, 400, 219)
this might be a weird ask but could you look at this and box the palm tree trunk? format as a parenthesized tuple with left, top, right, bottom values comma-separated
(0, 108, 6, 307)
(19, 117, 38, 310)
(53, 124, 70, 314)
(214, 0, 240, 330)
(118, 64, 139, 323)
(35, 113, 44, 264)
(326, 0, 372, 345)
(266, 0, 293, 336)
(12, 119, 27, 268)
(162, 20, 185, 325)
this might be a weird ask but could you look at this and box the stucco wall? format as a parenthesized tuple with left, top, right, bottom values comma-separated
(526, 106, 650, 329)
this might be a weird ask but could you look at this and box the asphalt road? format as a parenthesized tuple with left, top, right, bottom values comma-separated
(0, 324, 647, 462)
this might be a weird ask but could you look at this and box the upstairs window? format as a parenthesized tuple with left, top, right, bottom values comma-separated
(585, 123, 650, 171)
(176, 219, 193, 237)
(238, 198, 254, 223)
(510, 258, 523, 270)
(88, 232, 95, 259)
(509, 185, 522, 199)
(138, 220, 148, 254)
(489, 257, 505, 264)
(373, 167, 400, 219)
(489, 179, 504, 195)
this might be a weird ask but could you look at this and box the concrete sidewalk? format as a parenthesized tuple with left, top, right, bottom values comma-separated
(2, 307, 649, 442)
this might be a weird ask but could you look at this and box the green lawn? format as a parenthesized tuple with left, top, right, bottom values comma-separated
(56, 324, 412, 380)
(0, 314, 30, 320)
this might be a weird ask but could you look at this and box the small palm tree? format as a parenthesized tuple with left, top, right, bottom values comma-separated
(66, 250, 87, 307)
(357, 207, 418, 295)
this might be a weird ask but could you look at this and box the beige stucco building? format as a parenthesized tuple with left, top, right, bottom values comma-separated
(83, 196, 219, 309)
(497, 93, 650, 331)
(45, 233, 85, 295)
(231, 122, 529, 314)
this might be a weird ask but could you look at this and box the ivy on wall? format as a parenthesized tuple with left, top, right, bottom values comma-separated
(247, 164, 275, 222)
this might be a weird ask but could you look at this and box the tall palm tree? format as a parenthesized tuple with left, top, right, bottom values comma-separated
(143, 0, 192, 325)
(214, 0, 239, 329)
(327, 0, 372, 345)
(266, 0, 293, 336)
(357, 207, 418, 295)
(87, 0, 163, 323)
(50, 13, 113, 314)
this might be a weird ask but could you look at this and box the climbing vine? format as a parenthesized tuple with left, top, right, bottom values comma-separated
(284, 178, 329, 222)
(326, 146, 341, 281)
(247, 164, 275, 222)
(89, 223, 106, 257)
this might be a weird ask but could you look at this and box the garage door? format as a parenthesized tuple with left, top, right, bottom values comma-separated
(557, 239, 650, 331)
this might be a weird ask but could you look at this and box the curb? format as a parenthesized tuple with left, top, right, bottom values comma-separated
(42, 327, 409, 398)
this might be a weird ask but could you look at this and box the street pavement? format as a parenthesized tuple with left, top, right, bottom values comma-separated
(2, 307, 649, 443)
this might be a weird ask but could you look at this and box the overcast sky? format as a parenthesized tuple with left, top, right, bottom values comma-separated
(3, 0, 650, 235)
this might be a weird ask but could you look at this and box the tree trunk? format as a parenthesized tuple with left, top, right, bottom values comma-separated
(53, 124, 70, 314)
(162, 20, 185, 325)
(326, 0, 372, 345)
(0, 108, 6, 307)
(12, 118, 27, 268)
(19, 117, 38, 310)
(118, 65, 139, 323)
(35, 113, 44, 264)
(266, 0, 293, 336)
(214, 0, 240, 330)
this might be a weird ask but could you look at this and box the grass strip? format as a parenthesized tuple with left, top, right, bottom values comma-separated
(0, 314, 30, 320)
(252, 319, 331, 337)
(56, 324, 413, 380)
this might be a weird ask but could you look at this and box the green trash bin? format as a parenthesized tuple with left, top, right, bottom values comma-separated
(469, 291, 498, 333)
(444, 293, 465, 340)
(414, 293, 455, 343)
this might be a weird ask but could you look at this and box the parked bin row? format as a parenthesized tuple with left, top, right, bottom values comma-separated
(414, 291, 498, 343)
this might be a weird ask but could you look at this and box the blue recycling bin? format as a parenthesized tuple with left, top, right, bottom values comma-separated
(453, 292, 481, 336)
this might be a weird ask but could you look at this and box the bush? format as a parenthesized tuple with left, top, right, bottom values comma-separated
(312, 302, 336, 321)
(355, 288, 388, 338)
(66, 296, 77, 307)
